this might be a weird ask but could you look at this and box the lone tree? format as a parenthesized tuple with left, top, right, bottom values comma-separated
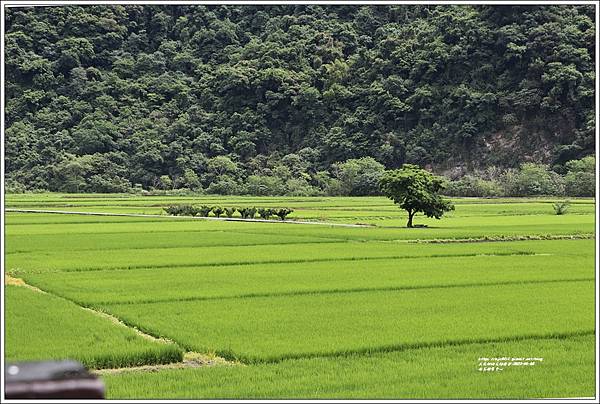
(379, 164, 454, 228)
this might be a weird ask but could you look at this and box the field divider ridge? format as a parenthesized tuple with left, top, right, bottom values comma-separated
(4, 238, 347, 255)
(96, 277, 595, 306)
(10, 251, 554, 274)
(5, 208, 373, 228)
(6, 275, 180, 347)
(227, 329, 597, 364)
(400, 234, 595, 243)
(93, 352, 240, 375)
(5, 276, 237, 370)
(227, 229, 595, 243)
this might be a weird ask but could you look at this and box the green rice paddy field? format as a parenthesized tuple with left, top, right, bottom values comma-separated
(3, 194, 597, 399)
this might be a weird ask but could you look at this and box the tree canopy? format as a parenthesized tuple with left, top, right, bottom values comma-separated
(4, 5, 596, 193)
(379, 164, 455, 227)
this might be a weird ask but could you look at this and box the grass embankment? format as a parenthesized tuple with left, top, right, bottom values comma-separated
(102, 334, 595, 399)
(4, 286, 183, 369)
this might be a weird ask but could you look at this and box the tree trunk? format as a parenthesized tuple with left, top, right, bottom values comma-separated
(407, 211, 414, 228)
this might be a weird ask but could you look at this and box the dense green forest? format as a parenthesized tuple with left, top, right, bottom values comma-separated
(4, 5, 596, 195)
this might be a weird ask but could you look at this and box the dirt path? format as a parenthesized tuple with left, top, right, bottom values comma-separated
(5, 208, 372, 228)
(5, 274, 45, 293)
(93, 352, 238, 375)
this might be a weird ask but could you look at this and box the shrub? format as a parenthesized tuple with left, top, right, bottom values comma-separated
(163, 204, 199, 216)
(237, 207, 258, 219)
(258, 208, 274, 219)
(207, 156, 239, 177)
(285, 178, 319, 196)
(274, 208, 294, 221)
(212, 206, 224, 218)
(224, 207, 237, 218)
(445, 176, 501, 197)
(131, 183, 144, 194)
(565, 172, 595, 197)
(502, 163, 562, 196)
(323, 178, 344, 196)
(552, 201, 570, 215)
(564, 156, 595, 197)
(164, 205, 180, 215)
(565, 155, 595, 173)
(206, 175, 239, 195)
(245, 175, 286, 196)
(180, 168, 201, 190)
(332, 157, 385, 196)
(185, 205, 201, 216)
(5, 179, 27, 193)
(159, 175, 173, 190)
(198, 205, 212, 217)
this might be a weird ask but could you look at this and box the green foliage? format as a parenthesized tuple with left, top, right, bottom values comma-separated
(163, 204, 199, 216)
(502, 164, 565, 196)
(333, 157, 386, 196)
(5, 286, 183, 369)
(212, 206, 224, 218)
(445, 159, 593, 198)
(159, 175, 173, 190)
(564, 156, 595, 197)
(4, 5, 595, 194)
(258, 208, 274, 220)
(380, 165, 454, 227)
(285, 178, 320, 197)
(224, 207, 237, 218)
(5, 179, 27, 193)
(245, 175, 286, 196)
(237, 207, 250, 219)
(207, 157, 239, 178)
(564, 172, 595, 197)
(163, 205, 180, 216)
(5, 195, 596, 398)
(274, 208, 294, 221)
(553, 201, 570, 215)
(206, 176, 239, 195)
(237, 207, 257, 219)
(566, 156, 595, 173)
(198, 205, 212, 217)
(179, 169, 201, 190)
(444, 176, 501, 197)
(48, 153, 132, 193)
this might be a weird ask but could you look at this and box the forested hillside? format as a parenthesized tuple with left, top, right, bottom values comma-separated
(5, 5, 596, 194)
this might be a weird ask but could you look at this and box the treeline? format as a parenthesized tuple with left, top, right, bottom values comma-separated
(7, 155, 594, 197)
(444, 155, 595, 197)
(5, 5, 595, 193)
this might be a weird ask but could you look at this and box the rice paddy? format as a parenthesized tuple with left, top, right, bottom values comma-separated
(102, 334, 596, 399)
(4, 286, 183, 369)
(3, 194, 596, 399)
